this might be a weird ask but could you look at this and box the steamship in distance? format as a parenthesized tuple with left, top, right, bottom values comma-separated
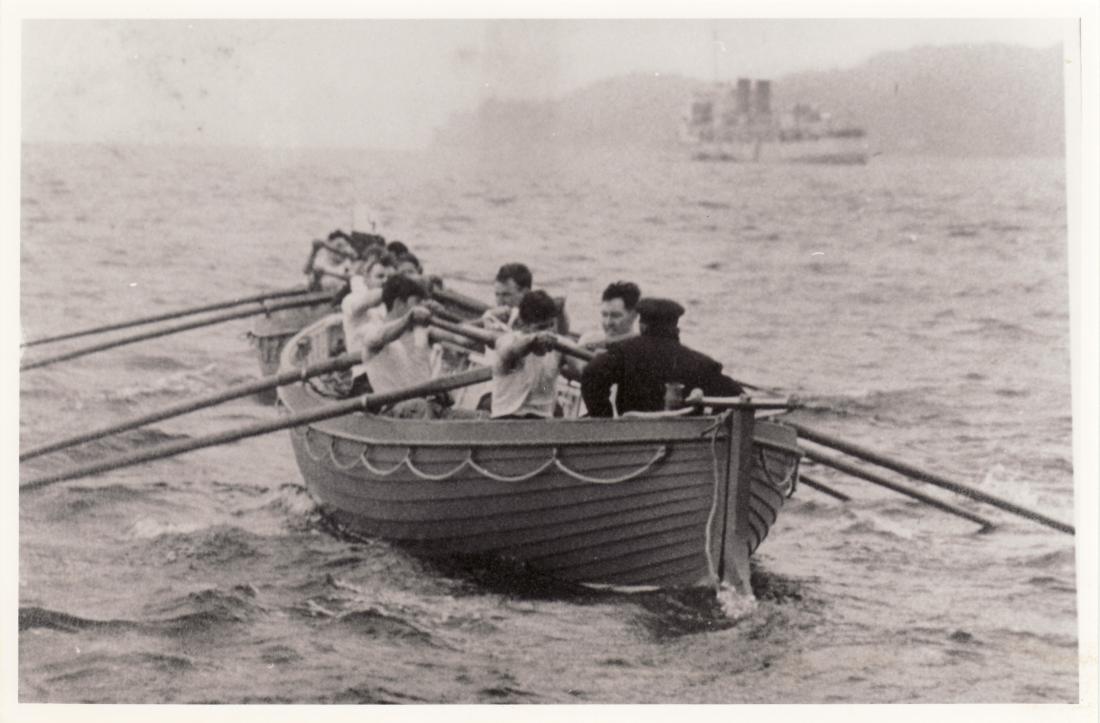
(681, 78, 870, 165)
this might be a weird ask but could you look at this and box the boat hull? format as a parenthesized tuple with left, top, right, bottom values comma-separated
(249, 301, 335, 402)
(278, 317, 800, 591)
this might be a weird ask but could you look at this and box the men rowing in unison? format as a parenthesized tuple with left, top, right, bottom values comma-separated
(580, 297, 743, 417)
(311, 227, 743, 418)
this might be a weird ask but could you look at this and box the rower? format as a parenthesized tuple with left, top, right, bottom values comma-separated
(341, 253, 397, 393)
(580, 297, 743, 417)
(396, 252, 423, 280)
(311, 230, 359, 290)
(357, 275, 439, 418)
(490, 290, 567, 420)
(482, 262, 532, 330)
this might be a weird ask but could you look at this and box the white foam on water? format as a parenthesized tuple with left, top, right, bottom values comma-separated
(125, 517, 207, 539)
(715, 584, 758, 621)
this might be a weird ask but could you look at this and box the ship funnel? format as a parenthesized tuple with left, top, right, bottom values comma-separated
(736, 78, 751, 115)
(754, 80, 772, 116)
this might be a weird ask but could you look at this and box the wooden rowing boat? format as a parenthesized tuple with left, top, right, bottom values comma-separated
(249, 300, 337, 403)
(277, 315, 801, 593)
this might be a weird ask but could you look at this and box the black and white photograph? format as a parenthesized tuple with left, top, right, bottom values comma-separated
(5, 1, 1097, 713)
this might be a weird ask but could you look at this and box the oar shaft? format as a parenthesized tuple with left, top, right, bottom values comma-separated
(694, 396, 798, 411)
(427, 318, 498, 347)
(428, 317, 594, 363)
(785, 421, 1073, 535)
(314, 269, 350, 282)
(430, 287, 491, 316)
(799, 473, 851, 502)
(21, 285, 314, 348)
(21, 367, 493, 491)
(802, 447, 994, 530)
(20, 353, 361, 461)
(20, 291, 336, 372)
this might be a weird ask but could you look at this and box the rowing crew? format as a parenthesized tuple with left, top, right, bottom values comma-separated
(310, 230, 742, 419)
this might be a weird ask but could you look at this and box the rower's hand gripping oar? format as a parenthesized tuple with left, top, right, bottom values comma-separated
(20, 367, 493, 492)
(425, 316, 595, 363)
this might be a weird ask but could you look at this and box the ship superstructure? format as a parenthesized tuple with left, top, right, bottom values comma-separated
(682, 78, 869, 164)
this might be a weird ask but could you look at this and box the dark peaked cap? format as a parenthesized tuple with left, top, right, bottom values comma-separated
(636, 297, 685, 326)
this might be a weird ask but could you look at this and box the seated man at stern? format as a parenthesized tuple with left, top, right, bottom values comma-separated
(580, 297, 743, 417)
(578, 280, 641, 349)
(491, 290, 566, 420)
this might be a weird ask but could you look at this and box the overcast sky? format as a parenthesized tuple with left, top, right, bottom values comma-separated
(19, 17, 1075, 149)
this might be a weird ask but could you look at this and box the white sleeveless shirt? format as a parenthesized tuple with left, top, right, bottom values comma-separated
(491, 333, 561, 418)
(361, 322, 434, 394)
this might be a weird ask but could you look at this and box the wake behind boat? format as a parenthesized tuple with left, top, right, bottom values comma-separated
(278, 314, 802, 592)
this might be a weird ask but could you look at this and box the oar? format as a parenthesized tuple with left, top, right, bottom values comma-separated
(799, 473, 851, 502)
(688, 395, 798, 412)
(20, 353, 360, 461)
(20, 291, 337, 372)
(801, 446, 995, 531)
(20, 285, 316, 349)
(313, 269, 351, 283)
(427, 317, 594, 363)
(430, 287, 492, 316)
(20, 367, 493, 492)
(783, 421, 1073, 535)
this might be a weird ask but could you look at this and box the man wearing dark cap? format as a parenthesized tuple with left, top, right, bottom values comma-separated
(580, 297, 743, 417)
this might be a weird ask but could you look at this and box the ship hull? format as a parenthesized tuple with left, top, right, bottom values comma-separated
(690, 136, 869, 165)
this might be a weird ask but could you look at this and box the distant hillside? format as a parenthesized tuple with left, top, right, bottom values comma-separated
(432, 43, 1064, 156)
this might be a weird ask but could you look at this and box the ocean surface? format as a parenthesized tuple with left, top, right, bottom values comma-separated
(17, 143, 1078, 704)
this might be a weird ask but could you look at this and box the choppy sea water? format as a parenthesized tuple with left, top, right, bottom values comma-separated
(17, 143, 1078, 703)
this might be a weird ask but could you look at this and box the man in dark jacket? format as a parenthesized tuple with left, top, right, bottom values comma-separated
(580, 298, 743, 417)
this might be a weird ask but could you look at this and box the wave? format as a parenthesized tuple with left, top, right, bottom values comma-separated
(798, 386, 947, 421)
(332, 607, 439, 645)
(240, 483, 321, 531)
(54, 427, 193, 465)
(1012, 547, 1076, 570)
(41, 482, 157, 520)
(136, 524, 264, 565)
(147, 585, 265, 636)
(99, 363, 222, 403)
(837, 516, 918, 540)
(19, 606, 136, 633)
(119, 354, 193, 373)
